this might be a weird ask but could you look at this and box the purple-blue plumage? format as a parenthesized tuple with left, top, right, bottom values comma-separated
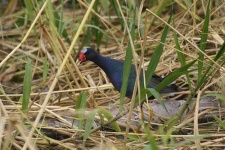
(77, 48, 179, 98)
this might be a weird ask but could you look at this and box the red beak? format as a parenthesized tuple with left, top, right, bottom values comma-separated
(76, 52, 86, 65)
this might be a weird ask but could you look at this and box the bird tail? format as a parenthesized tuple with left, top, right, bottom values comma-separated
(159, 84, 181, 93)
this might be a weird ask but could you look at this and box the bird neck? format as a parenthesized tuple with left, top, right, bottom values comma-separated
(91, 54, 122, 74)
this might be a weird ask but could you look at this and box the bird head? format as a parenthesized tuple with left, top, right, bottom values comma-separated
(76, 48, 97, 64)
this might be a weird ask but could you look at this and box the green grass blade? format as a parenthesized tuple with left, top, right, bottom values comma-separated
(74, 92, 87, 129)
(174, 35, 188, 61)
(137, 60, 196, 105)
(58, 0, 64, 35)
(174, 32, 193, 92)
(157, 115, 178, 136)
(45, 0, 70, 44)
(197, 0, 210, 84)
(154, 60, 196, 92)
(84, 24, 111, 39)
(15, 12, 26, 27)
(52, 3, 71, 44)
(108, 0, 123, 28)
(83, 110, 98, 148)
(144, 126, 159, 150)
(42, 56, 49, 82)
(211, 113, 225, 131)
(202, 93, 225, 102)
(24, 0, 34, 20)
(143, 145, 150, 150)
(119, 23, 135, 111)
(100, 0, 109, 10)
(92, 0, 103, 48)
(145, 15, 172, 86)
(156, 1, 173, 16)
(197, 41, 225, 90)
(22, 58, 32, 113)
(97, 106, 121, 132)
(213, 41, 225, 62)
(146, 0, 173, 31)
(146, 88, 169, 114)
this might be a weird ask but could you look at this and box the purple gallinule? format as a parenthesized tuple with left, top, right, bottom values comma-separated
(77, 48, 179, 98)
